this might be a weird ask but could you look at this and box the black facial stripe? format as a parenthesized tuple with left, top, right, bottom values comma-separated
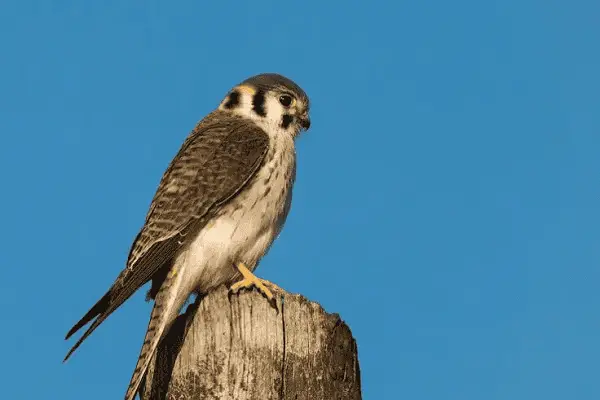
(252, 90, 267, 117)
(223, 90, 240, 109)
(281, 114, 294, 129)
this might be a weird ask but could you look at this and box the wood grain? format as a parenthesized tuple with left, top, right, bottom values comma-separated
(140, 286, 361, 400)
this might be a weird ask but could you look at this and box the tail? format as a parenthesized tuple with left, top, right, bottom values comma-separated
(124, 268, 186, 400)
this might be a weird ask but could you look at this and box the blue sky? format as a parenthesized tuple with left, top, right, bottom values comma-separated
(1, 1, 599, 399)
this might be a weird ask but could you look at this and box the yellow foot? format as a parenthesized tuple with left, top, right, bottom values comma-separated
(229, 262, 281, 302)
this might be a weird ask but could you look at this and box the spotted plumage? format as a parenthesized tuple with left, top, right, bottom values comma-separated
(64, 73, 310, 400)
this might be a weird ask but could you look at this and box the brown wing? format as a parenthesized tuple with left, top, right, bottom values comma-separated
(64, 111, 269, 360)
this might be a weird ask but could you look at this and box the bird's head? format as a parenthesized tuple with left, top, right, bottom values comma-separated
(219, 73, 311, 137)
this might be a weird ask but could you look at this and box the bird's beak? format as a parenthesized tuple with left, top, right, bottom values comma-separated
(299, 112, 311, 131)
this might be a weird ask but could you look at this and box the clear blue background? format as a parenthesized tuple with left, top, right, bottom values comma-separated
(1, 1, 598, 399)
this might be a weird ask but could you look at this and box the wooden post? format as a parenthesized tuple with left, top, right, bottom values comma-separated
(139, 286, 362, 400)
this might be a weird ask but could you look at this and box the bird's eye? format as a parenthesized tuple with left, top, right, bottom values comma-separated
(279, 95, 293, 107)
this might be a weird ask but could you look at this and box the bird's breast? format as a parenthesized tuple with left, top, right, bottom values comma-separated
(180, 134, 296, 294)
(224, 133, 296, 258)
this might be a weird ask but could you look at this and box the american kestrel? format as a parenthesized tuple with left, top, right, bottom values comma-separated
(64, 73, 311, 400)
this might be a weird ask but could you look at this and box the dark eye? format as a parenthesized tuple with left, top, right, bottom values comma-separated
(279, 94, 293, 107)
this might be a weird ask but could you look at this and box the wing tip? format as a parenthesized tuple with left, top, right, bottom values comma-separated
(64, 289, 113, 340)
(65, 326, 78, 341)
(63, 332, 85, 362)
(63, 351, 73, 363)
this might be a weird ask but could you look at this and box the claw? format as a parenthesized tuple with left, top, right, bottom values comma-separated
(230, 262, 281, 302)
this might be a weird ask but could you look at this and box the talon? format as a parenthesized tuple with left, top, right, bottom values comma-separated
(258, 279, 283, 293)
(230, 262, 278, 301)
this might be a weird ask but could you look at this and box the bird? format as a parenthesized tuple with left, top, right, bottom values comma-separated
(64, 73, 311, 400)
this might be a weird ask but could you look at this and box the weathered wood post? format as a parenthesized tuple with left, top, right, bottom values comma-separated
(139, 286, 361, 400)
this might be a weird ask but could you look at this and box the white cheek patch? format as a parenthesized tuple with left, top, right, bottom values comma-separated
(220, 89, 300, 137)
(264, 96, 287, 127)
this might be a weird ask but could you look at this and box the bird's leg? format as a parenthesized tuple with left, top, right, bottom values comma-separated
(229, 262, 282, 301)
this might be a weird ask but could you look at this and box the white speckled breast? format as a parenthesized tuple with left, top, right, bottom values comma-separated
(175, 131, 296, 295)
